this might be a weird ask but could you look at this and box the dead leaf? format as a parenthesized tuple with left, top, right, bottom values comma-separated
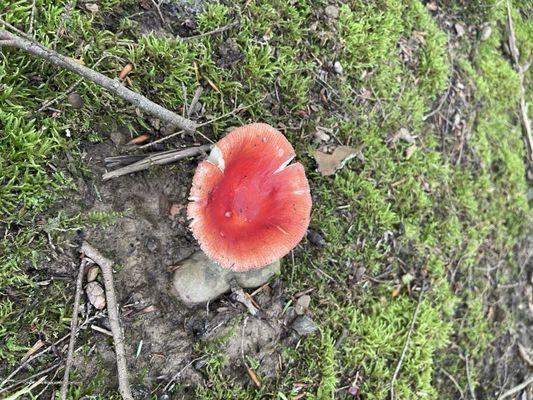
(391, 128, 417, 144)
(127, 134, 150, 145)
(119, 63, 133, 80)
(391, 286, 401, 297)
(315, 146, 363, 176)
(21, 340, 45, 363)
(426, 1, 438, 11)
(85, 3, 99, 13)
(518, 343, 533, 367)
(455, 23, 465, 37)
(405, 145, 417, 159)
(86, 281, 106, 310)
(86, 265, 99, 282)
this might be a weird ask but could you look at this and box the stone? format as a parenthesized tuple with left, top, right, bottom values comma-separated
(67, 92, 84, 109)
(333, 61, 344, 75)
(294, 295, 311, 315)
(172, 252, 281, 306)
(324, 5, 339, 19)
(173, 252, 232, 306)
(480, 25, 492, 41)
(232, 259, 280, 288)
(291, 315, 317, 336)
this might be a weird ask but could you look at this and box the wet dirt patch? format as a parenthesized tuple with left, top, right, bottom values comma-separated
(45, 134, 293, 396)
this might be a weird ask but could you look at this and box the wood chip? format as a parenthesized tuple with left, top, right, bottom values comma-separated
(246, 366, 261, 388)
(118, 63, 133, 80)
(86, 281, 106, 310)
(127, 134, 150, 145)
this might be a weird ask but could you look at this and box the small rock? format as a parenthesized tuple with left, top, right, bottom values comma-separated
(173, 252, 232, 306)
(333, 61, 344, 75)
(86, 281, 106, 310)
(144, 236, 158, 252)
(307, 230, 326, 247)
(325, 5, 339, 19)
(85, 3, 99, 13)
(86, 265, 99, 282)
(109, 130, 126, 146)
(173, 252, 281, 306)
(454, 23, 465, 38)
(232, 259, 280, 288)
(480, 25, 492, 41)
(291, 315, 317, 336)
(314, 129, 330, 143)
(67, 92, 84, 109)
(294, 295, 311, 315)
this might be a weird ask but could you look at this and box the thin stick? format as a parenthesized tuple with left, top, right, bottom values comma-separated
(37, 55, 108, 113)
(0, 29, 197, 132)
(505, 0, 533, 163)
(28, 0, 37, 34)
(60, 259, 86, 400)
(497, 375, 533, 400)
(389, 290, 423, 400)
(440, 368, 465, 399)
(188, 86, 203, 118)
(81, 242, 133, 400)
(102, 144, 212, 180)
(0, 314, 101, 390)
(140, 96, 265, 149)
(181, 21, 239, 42)
(465, 356, 476, 400)
(162, 354, 208, 392)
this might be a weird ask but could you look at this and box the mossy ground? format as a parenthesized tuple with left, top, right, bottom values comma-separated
(0, 0, 531, 398)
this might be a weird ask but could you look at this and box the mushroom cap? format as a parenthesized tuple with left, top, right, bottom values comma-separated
(188, 123, 312, 272)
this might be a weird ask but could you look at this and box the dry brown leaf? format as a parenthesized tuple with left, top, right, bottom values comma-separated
(426, 1, 438, 11)
(391, 128, 417, 144)
(405, 145, 417, 159)
(391, 286, 401, 297)
(86, 281, 106, 309)
(85, 3, 99, 13)
(21, 339, 45, 363)
(518, 343, 533, 367)
(315, 146, 363, 176)
(119, 63, 133, 80)
(86, 265, 99, 282)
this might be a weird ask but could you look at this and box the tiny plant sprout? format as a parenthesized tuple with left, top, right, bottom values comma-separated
(188, 123, 312, 271)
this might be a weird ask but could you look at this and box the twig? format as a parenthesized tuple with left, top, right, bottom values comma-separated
(465, 356, 477, 400)
(440, 368, 465, 399)
(36, 55, 108, 113)
(102, 144, 212, 180)
(497, 375, 533, 400)
(81, 242, 133, 400)
(0, 363, 60, 394)
(505, 0, 533, 164)
(162, 354, 209, 392)
(188, 86, 203, 118)
(60, 258, 87, 400)
(0, 314, 102, 391)
(139, 96, 266, 149)
(0, 29, 197, 132)
(422, 76, 454, 121)
(28, 0, 37, 34)
(389, 290, 424, 400)
(180, 21, 239, 42)
(150, 0, 167, 27)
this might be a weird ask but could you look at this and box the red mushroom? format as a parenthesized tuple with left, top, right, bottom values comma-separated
(187, 123, 312, 272)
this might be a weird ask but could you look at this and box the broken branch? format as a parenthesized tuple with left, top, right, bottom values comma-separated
(102, 144, 212, 180)
(60, 258, 87, 400)
(0, 28, 197, 132)
(81, 242, 133, 400)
